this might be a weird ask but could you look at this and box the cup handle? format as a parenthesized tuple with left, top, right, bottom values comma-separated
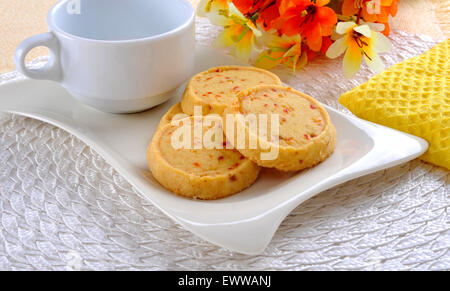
(14, 32, 62, 82)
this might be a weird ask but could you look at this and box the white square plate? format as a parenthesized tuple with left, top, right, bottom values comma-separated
(0, 46, 428, 254)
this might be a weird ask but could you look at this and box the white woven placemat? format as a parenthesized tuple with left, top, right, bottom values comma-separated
(0, 19, 448, 271)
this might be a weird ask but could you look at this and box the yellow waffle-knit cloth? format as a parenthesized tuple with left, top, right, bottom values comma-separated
(340, 39, 449, 170)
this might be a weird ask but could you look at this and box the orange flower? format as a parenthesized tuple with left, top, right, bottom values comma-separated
(233, 0, 259, 14)
(272, 0, 337, 51)
(302, 36, 333, 61)
(257, 1, 281, 30)
(232, 0, 281, 30)
(303, 44, 317, 61)
(342, 0, 399, 35)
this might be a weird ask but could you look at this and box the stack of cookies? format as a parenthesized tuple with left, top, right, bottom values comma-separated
(147, 66, 336, 200)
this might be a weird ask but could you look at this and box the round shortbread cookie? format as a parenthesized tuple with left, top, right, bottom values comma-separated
(147, 116, 261, 200)
(181, 66, 282, 116)
(157, 103, 187, 130)
(224, 85, 336, 172)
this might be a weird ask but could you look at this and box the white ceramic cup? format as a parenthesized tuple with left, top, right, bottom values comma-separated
(15, 0, 195, 113)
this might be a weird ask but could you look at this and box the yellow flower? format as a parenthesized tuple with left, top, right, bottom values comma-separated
(198, 0, 230, 26)
(326, 21, 392, 78)
(255, 33, 307, 71)
(212, 3, 262, 62)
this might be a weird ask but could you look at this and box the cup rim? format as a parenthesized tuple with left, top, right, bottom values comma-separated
(47, 0, 195, 44)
